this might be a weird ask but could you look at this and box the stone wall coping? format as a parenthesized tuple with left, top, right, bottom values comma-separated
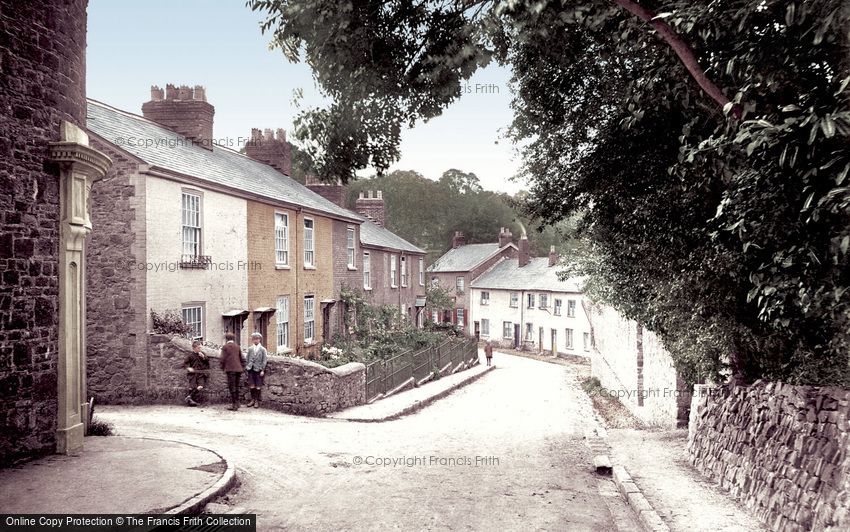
(163, 335, 365, 377)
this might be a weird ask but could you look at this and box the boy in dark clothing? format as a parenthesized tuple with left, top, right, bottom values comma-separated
(220, 332, 244, 411)
(184, 340, 210, 406)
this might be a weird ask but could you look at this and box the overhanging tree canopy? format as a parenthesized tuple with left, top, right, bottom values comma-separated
(248, 0, 850, 385)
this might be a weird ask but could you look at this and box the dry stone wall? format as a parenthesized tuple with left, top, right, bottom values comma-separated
(131, 335, 366, 415)
(688, 381, 850, 531)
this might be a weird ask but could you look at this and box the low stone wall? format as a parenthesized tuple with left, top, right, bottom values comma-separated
(107, 335, 365, 415)
(586, 303, 688, 428)
(688, 381, 850, 531)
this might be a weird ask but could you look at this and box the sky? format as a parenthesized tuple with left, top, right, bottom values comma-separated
(86, 0, 525, 194)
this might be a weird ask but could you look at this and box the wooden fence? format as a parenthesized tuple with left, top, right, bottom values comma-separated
(364, 338, 478, 402)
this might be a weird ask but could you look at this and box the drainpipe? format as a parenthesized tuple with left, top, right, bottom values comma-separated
(295, 207, 301, 355)
(520, 289, 525, 349)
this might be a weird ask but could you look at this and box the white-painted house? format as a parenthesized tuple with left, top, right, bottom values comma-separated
(470, 242, 591, 357)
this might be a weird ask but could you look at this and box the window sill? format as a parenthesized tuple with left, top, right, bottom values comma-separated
(276, 347, 293, 355)
(303, 341, 317, 347)
(391, 285, 398, 289)
(303, 265, 317, 271)
(275, 264, 291, 270)
(363, 286, 372, 291)
(347, 266, 357, 271)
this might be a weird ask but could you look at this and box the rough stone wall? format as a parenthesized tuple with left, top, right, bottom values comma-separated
(86, 139, 147, 402)
(688, 382, 850, 531)
(0, 0, 88, 466)
(587, 303, 688, 428)
(144, 335, 365, 414)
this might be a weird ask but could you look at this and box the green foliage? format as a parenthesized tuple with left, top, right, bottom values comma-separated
(150, 309, 192, 337)
(251, 0, 850, 385)
(87, 417, 113, 437)
(345, 169, 575, 261)
(321, 285, 450, 366)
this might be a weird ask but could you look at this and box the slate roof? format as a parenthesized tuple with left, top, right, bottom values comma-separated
(85, 99, 359, 222)
(359, 219, 424, 254)
(471, 257, 583, 292)
(427, 243, 505, 272)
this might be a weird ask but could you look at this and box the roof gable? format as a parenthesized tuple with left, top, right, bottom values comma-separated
(427, 242, 515, 272)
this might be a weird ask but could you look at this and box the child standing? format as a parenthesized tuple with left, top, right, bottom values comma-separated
(220, 332, 244, 411)
(245, 332, 268, 408)
(484, 341, 493, 367)
(183, 340, 210, 406)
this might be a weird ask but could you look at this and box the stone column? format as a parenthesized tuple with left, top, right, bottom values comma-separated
(48, 122, 111, 454)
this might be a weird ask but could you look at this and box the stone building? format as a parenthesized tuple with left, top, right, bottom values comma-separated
(1, 0, 111, 465)
(304, 180, 428, 332)
(470, 245, 590, 355)
(85, 88, 360, 401)
(426, 228, 517, 333)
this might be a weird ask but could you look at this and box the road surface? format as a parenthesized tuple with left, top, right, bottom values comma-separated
(99, 352, 637, 531)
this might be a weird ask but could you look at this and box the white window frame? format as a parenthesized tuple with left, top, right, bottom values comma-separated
(401, 256, 408, 287)
(480, 291, 490, 305)
(539, 294, 548, 309)
(303, 218, 315, 268)
(527, 293, 535, 309)
(502, 321, 513, 339)
(457, 308, 465, 325)
(567, 299, 576, 318)
(554, 299, 562, 316)
(363, 252, 371, 289)
(181, 305, 203, 341)
(304, 295, 315, 344)
(510, 292, 519, 308)
(525, 323, 534, 341)
(565, 328, 574, 349)
(390, 255, 398, 288)
(346, 227, 356, 269)
(181, 192, 202, 258)
(456, 276, 464, 294)
(481, 318, 490, 337)
(418, 258, 424, 286)
(274, 212, 289, 267)
(276, 296, 290, 352)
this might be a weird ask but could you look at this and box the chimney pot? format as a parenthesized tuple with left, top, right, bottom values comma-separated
(548, 245, 558, 267)
(356, 189, 386, 227)
(499, 227, 513, 248)
(244, 125, 293, 176)
(451, 231, 466, 249)
(142, 82, 215, 150)
(518, 236, 530, 267)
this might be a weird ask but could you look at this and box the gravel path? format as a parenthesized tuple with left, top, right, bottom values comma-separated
(99, 353, 637, 531)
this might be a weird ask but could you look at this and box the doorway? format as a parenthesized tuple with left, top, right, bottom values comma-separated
(551, 329, 557, 356)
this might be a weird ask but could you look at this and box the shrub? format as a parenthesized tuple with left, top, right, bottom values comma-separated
(150, 309, 192, 337)
(88, 417, 113, 436)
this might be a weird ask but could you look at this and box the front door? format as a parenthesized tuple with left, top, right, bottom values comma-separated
(551, 329, 557, 356)
(474, 321, 480, 341)
(513, 324, 520, 349)
(538, 327, 544, 353)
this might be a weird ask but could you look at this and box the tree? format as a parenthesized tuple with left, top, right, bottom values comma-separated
(249, 0, 850, 385)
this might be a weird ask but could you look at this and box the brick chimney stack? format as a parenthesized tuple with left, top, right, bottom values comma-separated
(356, 190, 386, 227)
(305, 174, 345, 207)
(451, 231, 467, 249)
(518, 235, 530, 267)
(245, 128, 292, 176)
(498, 227, 513, 248)
(548, 245, 558, 267)
(142, 84, 215, 150)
